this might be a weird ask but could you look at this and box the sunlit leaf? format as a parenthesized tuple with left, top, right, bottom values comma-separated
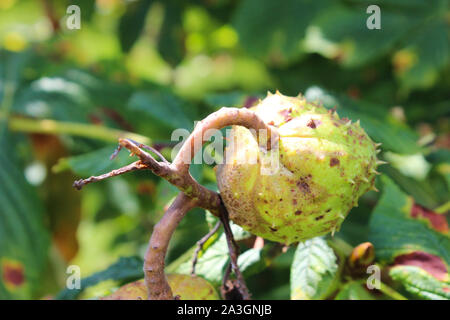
(173, 221, 255, 285)
(390, 265, 450, 300)
(290, 237, 338, 300)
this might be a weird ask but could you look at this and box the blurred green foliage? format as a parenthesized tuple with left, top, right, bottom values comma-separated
(0, 0, 448, 300)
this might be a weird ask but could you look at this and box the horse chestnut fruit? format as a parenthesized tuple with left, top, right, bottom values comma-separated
(217, 92, 380, 244)
(102, 274, 219, 300)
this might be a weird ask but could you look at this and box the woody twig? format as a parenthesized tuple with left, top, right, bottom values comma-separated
(73, 107, 279, 300)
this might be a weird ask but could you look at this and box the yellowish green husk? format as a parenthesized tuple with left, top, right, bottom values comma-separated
(217, 92, 379, 244)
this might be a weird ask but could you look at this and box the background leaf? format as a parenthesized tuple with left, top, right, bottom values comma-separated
(390, 265, 450, 300)
(368, 176, 450, 266)
(233, 0, 330, 63)
(312, 4, 413, 67)
(394, 20, 449, 91)
(53, 145, 134, 177)
(118, 0, 153, 53)
(127, 90, 193, 130)
(334, 281, 375, 300)
(157, 0, 185, 66)
(290, 237, 339, 300)
(0, 135, 50, 299)
(56, 256, 144, 300)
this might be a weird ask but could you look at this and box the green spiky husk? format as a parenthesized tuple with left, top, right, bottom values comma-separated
(217, 92, 380, 244)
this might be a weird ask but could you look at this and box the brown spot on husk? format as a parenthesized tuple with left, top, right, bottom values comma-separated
(279, 108, 292, 122)
(297, 181, 310, 193)
(242, 96, 259, 109)
(297, 175, 312, 194)
(340, 117, 349, 124)
(330, 158, 340, 167)
(307, 119, 321, 129)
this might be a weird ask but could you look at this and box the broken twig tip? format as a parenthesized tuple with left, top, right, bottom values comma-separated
(72, 180, 83, 190)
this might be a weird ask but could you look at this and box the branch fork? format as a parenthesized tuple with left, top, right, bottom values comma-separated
(73, 107, 278, 300)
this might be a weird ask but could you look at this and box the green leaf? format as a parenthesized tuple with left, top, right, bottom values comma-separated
(53, 145, 134, 177)
(13, 76, 93, 122)
(390, 265, 450, 300)
(204, 211, 252, 241)
(56, 256, 144, 300)
(394, 20, 449, 90)
(0, 49, 30, 91)
(154, 179, 179, 214)
(157, 0, 185, 66)
(127, 90, 193, 130)
(335, 281, 375, 300)
(290, 237, 338, 300)
(233, 0, 330, 62)
(77, 0, 96, 21)
(312, 4, 415, 67)
(368, 176, 450, 266)
(204, 91, 252, 110)
(381, 165, 443, 210)
(238, 248, 266, 278)
(62, 69, 133, 111)
(173, 221, 254, 285)
(384, 152, 431, 181)
(0, 135, 50, 299)
(118, 0, 153, 52)
(177, 232, 229, 285)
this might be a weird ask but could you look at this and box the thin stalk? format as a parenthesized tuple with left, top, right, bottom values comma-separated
(7, 116, 151, 145)
(378, 282, 408, 300)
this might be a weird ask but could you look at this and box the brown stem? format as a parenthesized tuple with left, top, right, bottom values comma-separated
(191, 221, 221, 275)
(119, 138, 222, 215)
(73, 107, 276, 300)
(72, 161, 146, 190)
(124, 139, 169, 163)
(144, 193, 196, 300)
(172, 107, 279, 174)
(219, 204, 251, 300)
(220, 263, 233, 299)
